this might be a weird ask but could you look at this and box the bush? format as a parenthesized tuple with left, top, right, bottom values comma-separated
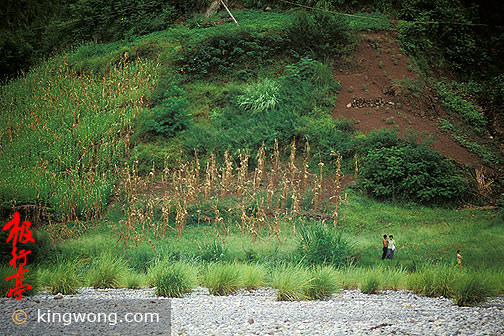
(142, 83, 192, 138)
(149, 261, 198, 297)
(68, 0, 182, 42)
(203, 263, 243, 296)
(398, 0, 481, 75)
(286, 10, 352, 59)
(178, 30, 286, 78)
(359, 129, 469, 205)
(297, 224, 353, 265)
(88, 252, 129, 288)
(436, 82, 487, 134)
(296, 115, 354, 160)
(270, 264, 312, 301)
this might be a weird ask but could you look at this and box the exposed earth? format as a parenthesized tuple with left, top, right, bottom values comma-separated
(332, 31, 484, 168)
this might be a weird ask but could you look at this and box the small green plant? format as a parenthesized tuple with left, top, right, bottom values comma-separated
(362, 84, 367, 91)
(385, 117, 395, 124)
(348, 85, 353, 93)
(203, 263, 242, 296)
(379, 60, 383, 69)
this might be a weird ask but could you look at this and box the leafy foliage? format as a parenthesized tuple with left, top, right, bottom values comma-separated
(286, 10, 353, 59)
(359, 129, 469, 206)
(436, 82, 487, 134)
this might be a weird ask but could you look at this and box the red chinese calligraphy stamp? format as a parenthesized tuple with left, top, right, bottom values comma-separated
(3, 212, 35, 300)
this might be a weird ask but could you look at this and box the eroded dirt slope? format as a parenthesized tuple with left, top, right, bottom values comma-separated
(332, 31, 482, 167)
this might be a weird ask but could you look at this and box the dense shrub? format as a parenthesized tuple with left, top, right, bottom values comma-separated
(295, 115, 354, 160)
(178, 30, 286, 78)
(280, 58, 340, 115)
(286, 10, 353, 59)
(141, 83, 192, 138)
(359, 129, 469, 205)
(68, 0, 184, 42)
(297, 224, 353, 265)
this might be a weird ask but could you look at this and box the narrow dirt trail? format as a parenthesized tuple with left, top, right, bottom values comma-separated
(332, 31, 482, 167)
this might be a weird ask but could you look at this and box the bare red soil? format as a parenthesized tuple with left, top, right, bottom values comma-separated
(332, 31, 482, 168)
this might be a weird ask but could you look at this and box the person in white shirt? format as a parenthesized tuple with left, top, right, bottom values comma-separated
(387, 235, 396, 259)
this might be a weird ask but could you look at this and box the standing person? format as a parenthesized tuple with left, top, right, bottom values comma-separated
(456, 250, 463, 268)
(387, 235, 395, 259)
(381, 235, 388, 260)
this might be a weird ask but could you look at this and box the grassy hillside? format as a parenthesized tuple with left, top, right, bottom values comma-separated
(1, 6, 503, 305)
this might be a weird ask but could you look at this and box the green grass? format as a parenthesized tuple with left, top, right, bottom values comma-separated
(0, 264, 38, 298)
(360, 274, 381, 294)
(306, 265, 340, 300)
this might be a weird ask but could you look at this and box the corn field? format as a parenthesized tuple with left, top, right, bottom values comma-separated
(117, 139, 348, 247)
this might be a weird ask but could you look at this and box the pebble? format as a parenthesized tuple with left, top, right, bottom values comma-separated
(1, 288, 502, 335)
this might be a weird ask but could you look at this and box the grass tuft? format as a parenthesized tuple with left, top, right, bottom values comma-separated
(203, 263, 243, 296)
(88, 252, 129, 289)
(270, 264, 312, 301)
(149, 261, 198, 297)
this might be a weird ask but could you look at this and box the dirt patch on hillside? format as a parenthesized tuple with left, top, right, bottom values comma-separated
(332, 31, 482, 168)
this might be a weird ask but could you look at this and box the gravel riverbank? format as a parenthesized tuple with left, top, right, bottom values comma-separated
(1, 287, 502, 335)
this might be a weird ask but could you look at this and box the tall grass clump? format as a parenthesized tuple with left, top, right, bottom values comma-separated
(270, 264, 312, 301)
(45, 261, 81, 295)
(203, 263, 243, 296)
(238, 78, 280, 114)
(406, 264, 456, 298)
(306, 265, 339, 300)
(149, 261, 198, 297)
(239, 264, 266, 290)
(297, 223, 353, 265)
(452, 272, 497, 307)
(126, 272, 147, 290)
(88, 252, 129, 289)
(360, 273, 382, 294)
